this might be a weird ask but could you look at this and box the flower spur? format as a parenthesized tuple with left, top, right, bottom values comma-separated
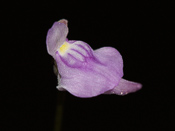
(46, 19, 142, 98)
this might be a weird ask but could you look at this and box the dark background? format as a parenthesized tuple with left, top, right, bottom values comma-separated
(1, 1, 174, 131)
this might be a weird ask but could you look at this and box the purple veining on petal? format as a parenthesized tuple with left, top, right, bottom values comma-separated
(74, 41, 94, 57)
(71, 44, 88, 56)
(76, 44, 93, 57)
(59, 40, 95, 65)
(69, 49, 85, 62)
(59, 52, 83, 68)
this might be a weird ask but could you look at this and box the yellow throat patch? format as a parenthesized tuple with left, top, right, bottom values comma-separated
(59, 42, 70, 55)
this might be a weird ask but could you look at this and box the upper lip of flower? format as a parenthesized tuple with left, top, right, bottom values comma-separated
(46, 21, 69, 57)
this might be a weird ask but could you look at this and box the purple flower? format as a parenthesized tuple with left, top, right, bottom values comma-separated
(46, 19, 142, 98)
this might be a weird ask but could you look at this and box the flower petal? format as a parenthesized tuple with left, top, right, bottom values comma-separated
(46, 20, 68, 57)
(104, 79, 142, 95)
(55, 41, 123, 98)
(94, 47, 124, 77)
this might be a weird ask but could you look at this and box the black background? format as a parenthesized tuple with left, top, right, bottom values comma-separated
(1, 1, 174, 131)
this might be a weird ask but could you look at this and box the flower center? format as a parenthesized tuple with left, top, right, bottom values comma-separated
(59, 42, 70, 55)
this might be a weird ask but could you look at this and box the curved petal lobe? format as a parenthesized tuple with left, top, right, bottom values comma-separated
(104, 79, 142, 95)
(94, 47, 123, 77)
(46, 20, 68, 57)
